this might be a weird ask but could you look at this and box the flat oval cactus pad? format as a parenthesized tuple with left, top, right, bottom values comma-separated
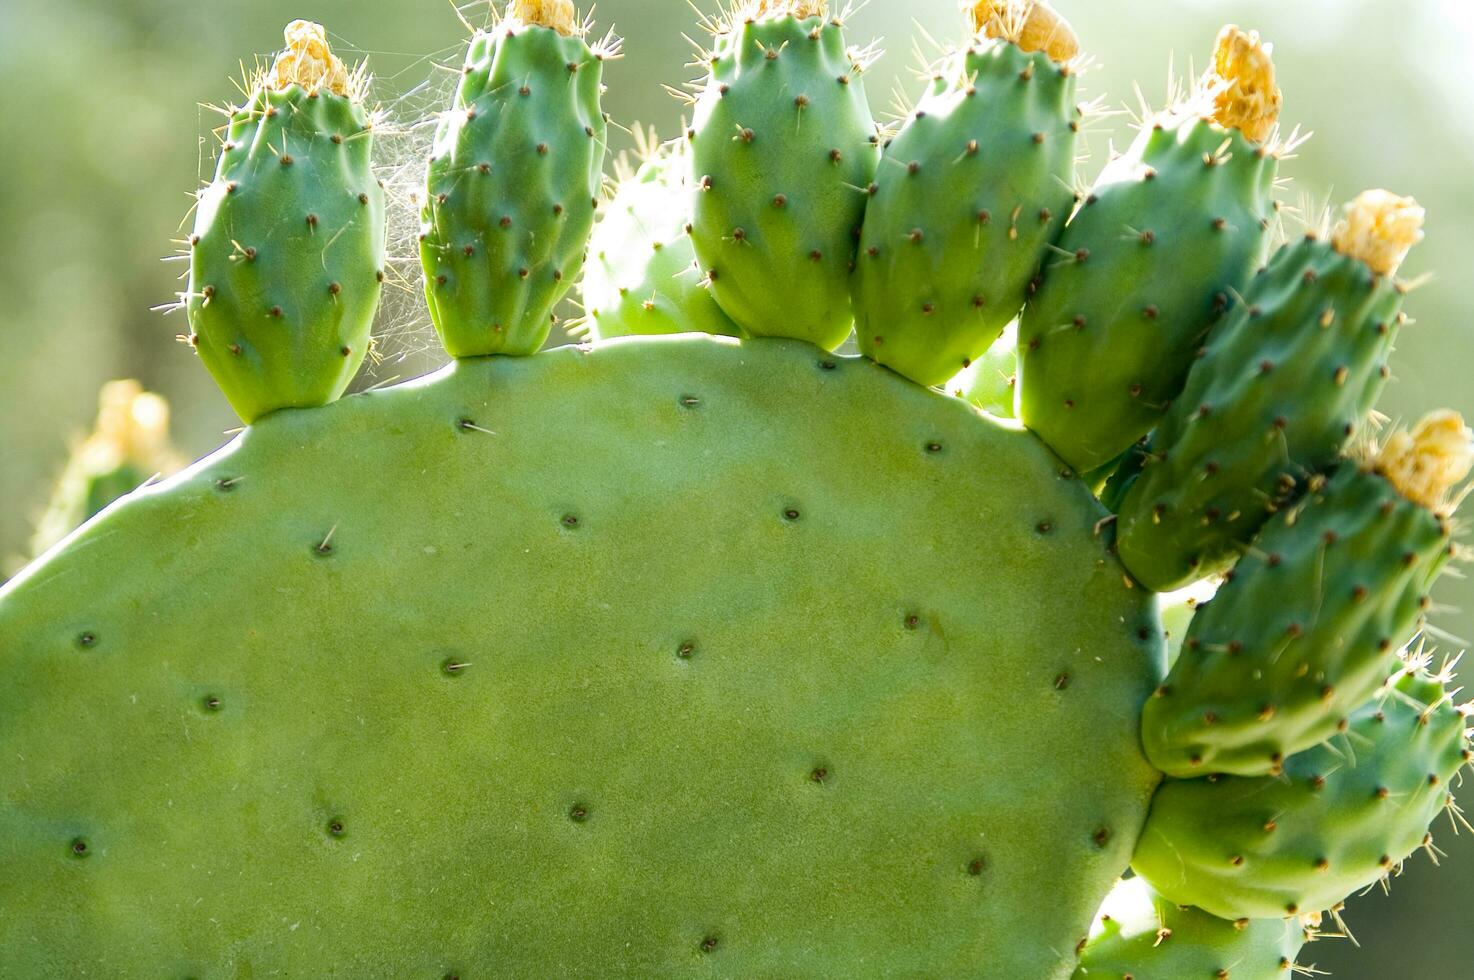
(0, 336, 1162, 978)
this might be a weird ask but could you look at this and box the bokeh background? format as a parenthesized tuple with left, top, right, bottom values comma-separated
(1, 0, 1470, 973)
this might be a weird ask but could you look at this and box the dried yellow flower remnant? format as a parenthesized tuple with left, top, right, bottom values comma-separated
(508, 0, 579, 35)
(269, 21, 350, 96)
(1205, 26, 1281, 142)
(83, 381, 183, 480)
(748, 0, 829, 20)
(970, 1, 1080, 64)
(1332, 189, 1425, 277)
(1376, 410, 1474, 512)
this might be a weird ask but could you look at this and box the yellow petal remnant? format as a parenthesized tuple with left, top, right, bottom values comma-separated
(969, 1, 1080, 64)
(88, 380, 182, 479)
(508, 0, 579, 35)
(1375, 410, 1474, 512)
(1332, 189, 1426, 278)
(1204, 26, 1281, 142)
(268, 21, 350, 97)
(748, 0, 829, 20)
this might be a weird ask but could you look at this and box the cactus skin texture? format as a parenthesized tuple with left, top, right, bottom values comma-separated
(0, 337, 1162, 977)
(688, 3, 878, 349)
(1141, 463, 1455, 778)
(420, 12, 609, 357)
(1017, 29, 1281, 472)
(1073, 877, 1309, 979)
(1117, 225, 1415, 591)
(1134, 665, 1470, 922)
(187, 23, 386, 423)
(580, 148, 742, 340)
(950, 324, 1019, 418)
(853, 34, 1079, 386)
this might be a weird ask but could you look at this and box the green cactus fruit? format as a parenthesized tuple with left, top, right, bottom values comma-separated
(1116, 191, 1425, 592)
(420, 1, 613, 357)
(949, 324, 1019, 418)
(579, 134, 742, 340)
(28, 381, 184, 560)
(1134, 662, 1472, 922)
(852, 2, 1080, 386)
(1017, 26, 1282, 472)
(1073, 876, 1310, 979)
(0, 336, 1163, 977)
(687, 0, 879, 349)
(186, 22, 386, 423)
(1142, 411, 1471, 777)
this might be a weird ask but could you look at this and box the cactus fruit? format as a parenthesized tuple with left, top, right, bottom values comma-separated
(3, 6, 1473, 977)
(1017, 25, 1282, 473)
(186, 22, 386, 423)
(1073, 877, 1310, 979)
(28, 381, 183, 560)
(1140, 412, 1471, 778)
(1115, 191, 1425, 592)
(950, 324, 1020, 418)
(1134, 662, 1471, 921)
(579, 133, 742, 340)
(0, 337, 1162, 976)
(687, 0, 879, 349)
(420, 1, 614, 357)
(852, 0, 1080, 386)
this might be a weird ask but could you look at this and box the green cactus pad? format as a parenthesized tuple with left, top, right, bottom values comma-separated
(1116, 236, 1404, 591)
(581, 153, 742, 340)
(1134, 666, 1470, 921)
(853, 38, 1078, 386)
(1073, 877, 1309, 979)
(0, 336, 1162, 977)
(1017, 117, 1277, 472)
(949, 324, 1020, 419)
(421, 21, 607, 357)
(688, 12, 878, 349)
(1142, 464, 1453, 777)
(187, 85, 385, 423)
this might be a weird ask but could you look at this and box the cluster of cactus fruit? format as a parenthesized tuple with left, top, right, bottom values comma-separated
(3, 1, 1472, 976)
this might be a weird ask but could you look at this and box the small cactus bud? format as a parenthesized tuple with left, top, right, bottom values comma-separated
(1374, 410, 1474, 512)
(268, 21, 351, 97)
(1332, 189, 1425, 277)
(969, 0, 1080, 64)
(1205, 26, 1282, 142)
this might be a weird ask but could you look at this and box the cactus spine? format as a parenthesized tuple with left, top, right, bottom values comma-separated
(186, 22, 386, 423)
(421, 1, 613, 357)
(1017, 26, 1282, 472)
(580, 133, 742, 340)
(852, 0, 1081, 386)
(687, 0, 879, 349)
(1116, 191, 1425, 591)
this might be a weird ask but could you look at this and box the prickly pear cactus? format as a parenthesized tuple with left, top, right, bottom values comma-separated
(3, 3, 1472, 977)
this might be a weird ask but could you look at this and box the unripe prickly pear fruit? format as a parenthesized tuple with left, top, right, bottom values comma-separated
(1116, 190, 1425, 591)
(1140, 411, 1472, 778)
(853, 0, 1080, 386)
(29, 381, 183, 559)
(187, 21, 386, 423)
(949, 324, 1019, 418)
(580, 133, 742, 340)
(1134, 662, 1472, 921)
(1073, 876, 1310, 979)
(421, 1, 613, 357)
(687, 0, 879, 349)
(1017, 26, 1282, 472)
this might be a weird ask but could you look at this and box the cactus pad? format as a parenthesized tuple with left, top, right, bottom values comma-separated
(0, 337, 1162, 977)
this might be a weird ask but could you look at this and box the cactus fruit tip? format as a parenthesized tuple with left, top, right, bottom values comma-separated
(1205, 25, 1281, 142)
(1375, 410, 1474, 512)
(268, 21, 351, 97)
(969, 1, 1080, 63)
(508, 0, 580, 35)
(1332, 189, 1426, 277)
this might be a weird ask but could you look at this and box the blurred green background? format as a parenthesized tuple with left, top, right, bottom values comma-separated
(1, 0, 1470, 973)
